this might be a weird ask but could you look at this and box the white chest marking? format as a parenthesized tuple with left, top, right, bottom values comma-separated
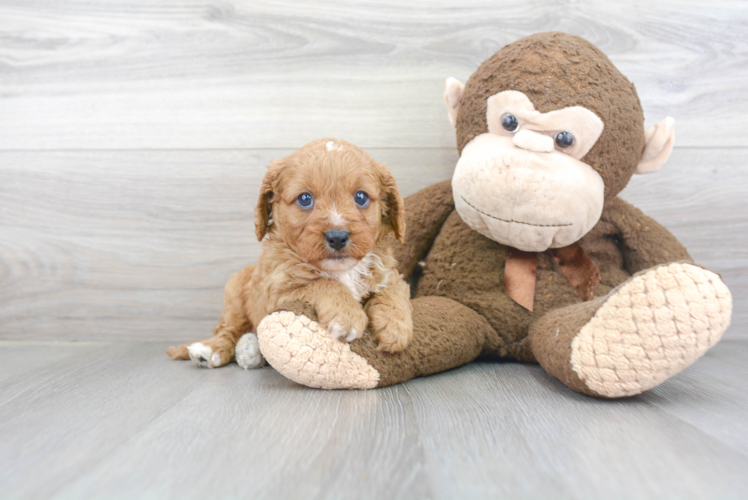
(325, 253, 388, 302)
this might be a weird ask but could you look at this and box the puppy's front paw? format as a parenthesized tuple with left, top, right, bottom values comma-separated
(373, 318, 413, 353)
(368, 305, 413, 353)
(319, 306, 369, 343)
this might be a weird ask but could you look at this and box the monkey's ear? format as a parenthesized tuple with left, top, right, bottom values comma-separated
(444, 77, 465, 128)
(636, 117, 675, 175)
(254, 160, 285, 241)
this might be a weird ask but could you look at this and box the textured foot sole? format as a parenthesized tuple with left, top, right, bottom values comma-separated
(256, 311, 379, 389)
(236, 333, 266, 369)
(571, 262, 732, 397)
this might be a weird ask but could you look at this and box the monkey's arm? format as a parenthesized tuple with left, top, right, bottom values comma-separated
(604, 197, 692, 274)
(391, 179, 455, 280)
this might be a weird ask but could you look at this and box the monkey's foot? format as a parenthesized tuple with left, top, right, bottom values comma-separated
(570, 262, 731, 397)
(256, 297, 495, 390)
(256, 310, 380, 389)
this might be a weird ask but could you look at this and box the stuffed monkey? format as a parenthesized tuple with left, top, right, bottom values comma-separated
(244, 32, 732, 398)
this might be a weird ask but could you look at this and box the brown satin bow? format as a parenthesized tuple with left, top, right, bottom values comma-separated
(504, 243, 601, 311)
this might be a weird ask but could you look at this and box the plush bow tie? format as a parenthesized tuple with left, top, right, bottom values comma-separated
(504, 243, 601, 311)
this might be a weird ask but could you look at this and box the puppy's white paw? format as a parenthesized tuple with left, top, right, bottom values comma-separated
(328, 322, 361, 343)
(236, 333, 266, 369)
(188, 342, 220, 369)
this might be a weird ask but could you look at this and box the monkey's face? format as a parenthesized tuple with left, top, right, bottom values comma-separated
(451, 91, 605, 252)
(446, 33, 676, 253)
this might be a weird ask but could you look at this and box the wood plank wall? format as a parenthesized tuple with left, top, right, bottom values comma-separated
(1, 0, 746, 340)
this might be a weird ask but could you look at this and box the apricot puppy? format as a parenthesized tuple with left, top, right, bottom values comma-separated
(167, 138, 413, 368)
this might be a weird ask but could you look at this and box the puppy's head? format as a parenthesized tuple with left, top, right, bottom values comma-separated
(255, 139, 405, 272)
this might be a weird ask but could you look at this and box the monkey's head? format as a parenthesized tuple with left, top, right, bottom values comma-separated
(444, 32, 675, 252)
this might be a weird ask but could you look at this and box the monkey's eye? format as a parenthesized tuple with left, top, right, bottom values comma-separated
(297, 192, 314, 209)
(354, 191, 370, 208)
(555, 131, 575, 148)
(501, 113, 519, 133)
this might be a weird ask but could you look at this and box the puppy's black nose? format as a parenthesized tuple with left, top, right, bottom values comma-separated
(325, 230, 349, 251)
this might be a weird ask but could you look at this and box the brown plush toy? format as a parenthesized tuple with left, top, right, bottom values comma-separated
(248, 32, 732, 398)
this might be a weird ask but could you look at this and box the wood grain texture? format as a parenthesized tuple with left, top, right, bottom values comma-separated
(0, 340, 746, 499)
(1, 147, 745, 340)
(1, 0, 747, 149)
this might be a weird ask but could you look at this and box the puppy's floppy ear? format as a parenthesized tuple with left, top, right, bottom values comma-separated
(375, 162, 406, 243)
(254, 160, 285, 241)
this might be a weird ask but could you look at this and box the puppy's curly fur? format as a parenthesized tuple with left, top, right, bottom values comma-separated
(167, 139, 413, 368)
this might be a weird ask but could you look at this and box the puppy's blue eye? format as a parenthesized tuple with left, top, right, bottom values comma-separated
(297, 192, 314, 209)
(354, 191, 369, 208)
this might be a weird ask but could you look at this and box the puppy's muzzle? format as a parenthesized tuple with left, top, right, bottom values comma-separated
(325, 230, 349, 251)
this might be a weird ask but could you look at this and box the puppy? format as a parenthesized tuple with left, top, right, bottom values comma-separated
(166, 138, 413, 368)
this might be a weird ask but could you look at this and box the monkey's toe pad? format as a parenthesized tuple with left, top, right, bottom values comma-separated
(571, 262, 732, 398)
(256, 311, 380, 389)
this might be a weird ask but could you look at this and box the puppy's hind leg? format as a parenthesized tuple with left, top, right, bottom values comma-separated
(166, 326, 240, 368)
(185, 327, 244, 369)
(235, 331, 266, 369)
(166, 265, 254, 368)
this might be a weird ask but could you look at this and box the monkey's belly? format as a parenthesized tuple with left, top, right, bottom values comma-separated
(414, 211, 618, 347)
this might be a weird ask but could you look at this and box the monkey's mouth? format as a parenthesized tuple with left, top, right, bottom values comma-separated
(460, 196, 572, 228)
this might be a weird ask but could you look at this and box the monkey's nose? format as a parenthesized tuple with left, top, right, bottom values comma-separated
(325, 230, 350, 251)
(513, 129, 554, 153)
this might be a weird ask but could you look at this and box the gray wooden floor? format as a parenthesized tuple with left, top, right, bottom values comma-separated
(0, 340, 747, 499)
(2, 1, 748, 498)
